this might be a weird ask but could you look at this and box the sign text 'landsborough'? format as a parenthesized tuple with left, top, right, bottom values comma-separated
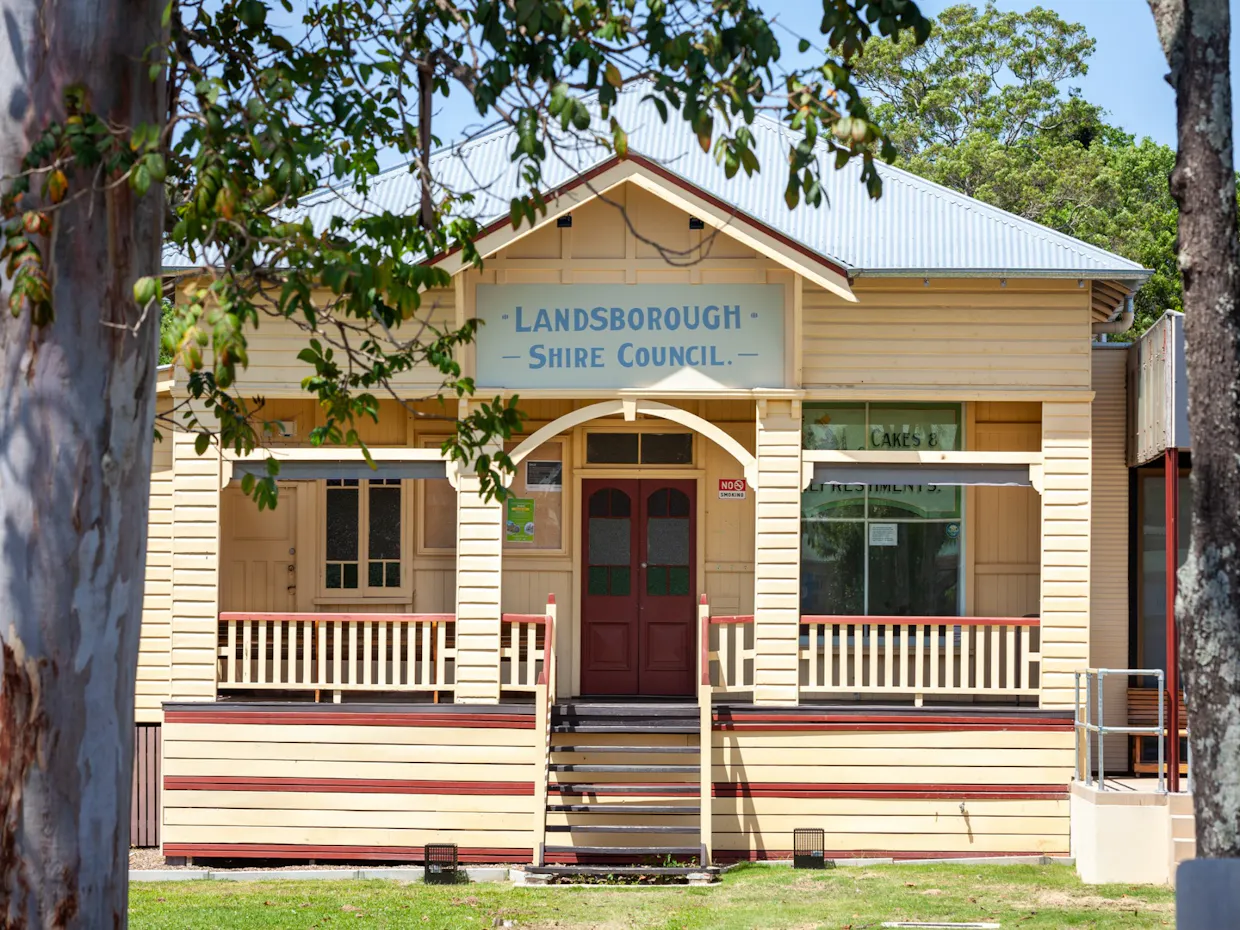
(475, 284, 785, 389)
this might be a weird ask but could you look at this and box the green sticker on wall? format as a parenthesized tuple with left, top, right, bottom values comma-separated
(506, 498, 535, 542)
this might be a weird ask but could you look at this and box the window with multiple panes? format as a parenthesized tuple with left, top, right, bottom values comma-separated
(585, 432, 693, 465)
(324, 478, 404, 592)
(800, 404, 963, 617)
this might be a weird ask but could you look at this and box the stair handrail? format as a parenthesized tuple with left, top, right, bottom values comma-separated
(531, 595, 556, 866)
(697, 595, 713, 867)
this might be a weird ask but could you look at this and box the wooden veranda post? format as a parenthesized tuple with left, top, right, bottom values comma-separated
(698, 595, 713, 866)
(1166, 448, 1181, 792)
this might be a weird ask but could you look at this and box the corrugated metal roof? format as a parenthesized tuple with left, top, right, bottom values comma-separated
(166, 83, 1149, 279)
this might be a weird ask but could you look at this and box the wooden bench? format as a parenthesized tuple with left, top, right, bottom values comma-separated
(1128, 687, 1188, 775)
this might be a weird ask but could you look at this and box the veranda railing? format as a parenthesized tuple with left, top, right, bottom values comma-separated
(800, 615, 1041, 703)
(699, 603, 1040, 702)
(217, 612, 455, 699)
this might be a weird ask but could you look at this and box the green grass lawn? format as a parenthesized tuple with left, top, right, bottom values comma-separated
(129, 863, 1174, 929)
(125, 868, 1170, 930)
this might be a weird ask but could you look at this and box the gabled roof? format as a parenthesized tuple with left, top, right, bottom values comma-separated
(166, 82, 1149, 282)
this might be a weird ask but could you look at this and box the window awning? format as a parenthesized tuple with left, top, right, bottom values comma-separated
(223, 447, 453, 486)
(231, 459, 448, 482)
(811, 463, 1032, 488)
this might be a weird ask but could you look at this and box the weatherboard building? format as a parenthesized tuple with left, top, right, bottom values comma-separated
(136, 90, 1185, 879)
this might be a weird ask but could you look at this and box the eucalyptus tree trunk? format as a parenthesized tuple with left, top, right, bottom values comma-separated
(0, 0, 165, 924)
(1149, 0, 1240, 857)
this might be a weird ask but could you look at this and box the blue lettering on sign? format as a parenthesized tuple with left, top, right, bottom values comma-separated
(506, 299, 768, 372)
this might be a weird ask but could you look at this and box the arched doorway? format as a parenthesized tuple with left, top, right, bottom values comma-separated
(506, 400, 756, 697)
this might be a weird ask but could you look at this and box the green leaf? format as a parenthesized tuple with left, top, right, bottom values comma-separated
(194, 432, 210, 456)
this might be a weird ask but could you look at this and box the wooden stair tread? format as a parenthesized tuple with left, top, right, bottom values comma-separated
(546, 825, 699, 834)
(551, 784, 698, 794)
(546, 804, 700, 814)
(551, 745, 699, 754)
(543, 845, 701, 856)
(552, 725, 700, 734)
(550, 763, 698, 773)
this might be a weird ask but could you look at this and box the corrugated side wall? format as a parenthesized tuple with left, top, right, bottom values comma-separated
(711, 712, 1074, 859)
(160, 707, 538, 861)
(1090, 346, 1130, 767)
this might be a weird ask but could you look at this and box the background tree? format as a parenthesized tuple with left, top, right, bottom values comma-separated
(0, 0, 932, 923)
(856, 2, 1181, 334)
(1148, 0, 1240, 859)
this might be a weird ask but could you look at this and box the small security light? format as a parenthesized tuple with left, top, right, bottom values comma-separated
(556, 215, 573, 228)
(688, 216, 705, 230)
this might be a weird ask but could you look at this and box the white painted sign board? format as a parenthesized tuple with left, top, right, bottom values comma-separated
(869, 523, 898, 547)
(475, 284, 785, 390)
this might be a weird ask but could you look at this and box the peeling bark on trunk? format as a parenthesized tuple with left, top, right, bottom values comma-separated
(1150, 0, 1240, 857)
(0, 0, 165, 925)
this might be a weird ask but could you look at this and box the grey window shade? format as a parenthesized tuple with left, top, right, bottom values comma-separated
(812, 463, 1031, 487)
(232, 460, 447, 481)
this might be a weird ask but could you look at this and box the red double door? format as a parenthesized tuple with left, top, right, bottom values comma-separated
(580, 479, 697, 696)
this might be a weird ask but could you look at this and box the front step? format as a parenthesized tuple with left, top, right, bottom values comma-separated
(551, 745, 698, 754)
(551, 783, 698, 795)
(543, 845, 701, 857)
(547, 824, 699, 834)
(550, 763, 698, 773)
(548, 805, 700, 814)
(540, 702, 706, 871)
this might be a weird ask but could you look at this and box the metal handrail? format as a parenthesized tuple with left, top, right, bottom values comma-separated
(1074, 668, 1182, 794)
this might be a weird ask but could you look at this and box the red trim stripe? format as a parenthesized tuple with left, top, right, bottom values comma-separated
(164, 776, 534, 796)
(163, 710, 534, 729)
(711, 615, 754, 625)
(712, 783, 1068, 800)
(713, 713, 1072, 733)
(801, 615, 1040, 628)
(162, 843, 530, 863)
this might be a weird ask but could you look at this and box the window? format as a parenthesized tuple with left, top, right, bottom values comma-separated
(503, 440, 564, 551)
(585, 432, 693, 464)
(800, 404, 963, 617)
(324, 478, 404, 591)
(804, 403, 961, 452)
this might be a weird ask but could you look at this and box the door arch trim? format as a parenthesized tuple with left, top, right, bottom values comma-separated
(506, 400, 758, 487)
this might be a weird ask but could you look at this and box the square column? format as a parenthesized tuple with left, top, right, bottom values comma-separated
(752, 399, 802, 705)
(170, 418, 223, 702)
(1039, 400, 1093, 709)
(453, 444, 504, 704)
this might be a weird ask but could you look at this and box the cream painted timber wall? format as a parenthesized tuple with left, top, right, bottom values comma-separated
(1040, 401, 1093, 709)
(162, 718, 536, 855)
(752, 400, 801, 705)
(1090, 347, 1130, 760)
(713, 727, 1074, 856)
(802, 279, 1093, 392)
(971, 402, 1042, 618)
(136, 395, 175, 723)
(211, 289, 457, 398)
(170, 417, 223, 702)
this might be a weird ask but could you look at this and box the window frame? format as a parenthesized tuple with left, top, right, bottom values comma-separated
(579, 423, 697, 469)
(800, 402, 966, 618)
(317, 477, 413, 600)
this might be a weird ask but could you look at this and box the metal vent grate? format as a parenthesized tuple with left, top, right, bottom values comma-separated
(792, 827, 826, 869)
(424, 843, 459, 884)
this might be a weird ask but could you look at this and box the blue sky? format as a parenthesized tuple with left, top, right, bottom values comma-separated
(426, 0, 1233, 153)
